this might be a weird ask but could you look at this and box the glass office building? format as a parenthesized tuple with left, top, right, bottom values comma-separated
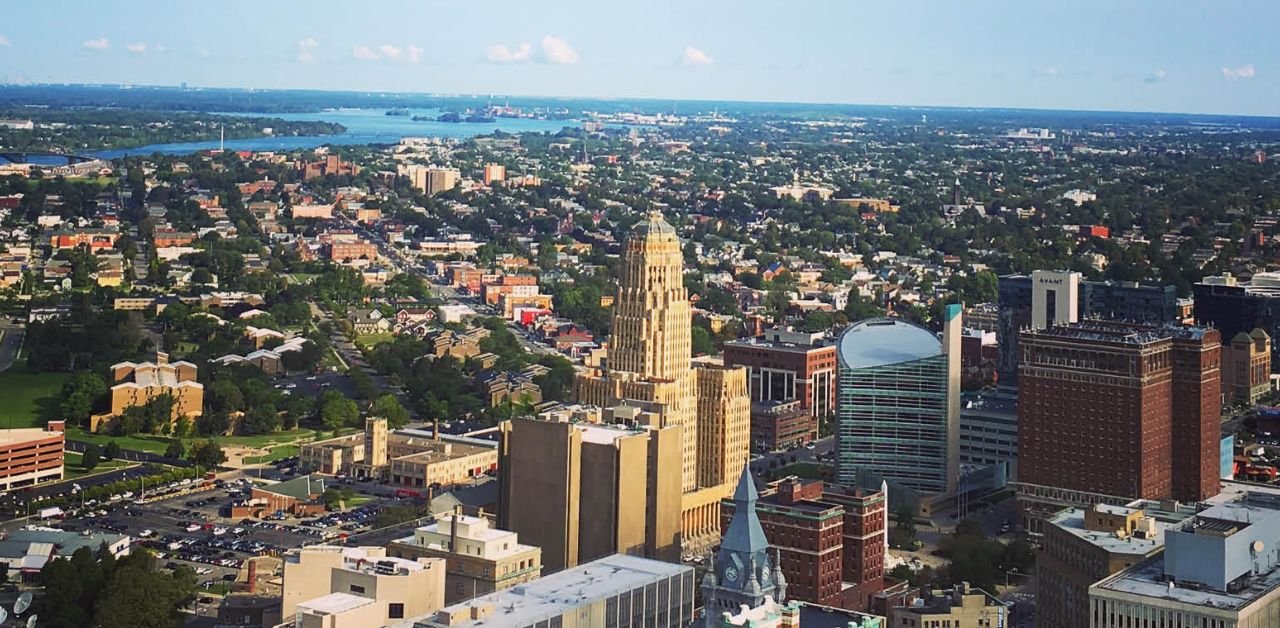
(836, 319, 951, 495)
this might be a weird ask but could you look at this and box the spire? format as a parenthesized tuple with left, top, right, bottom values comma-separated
(721, 468, 768, 556)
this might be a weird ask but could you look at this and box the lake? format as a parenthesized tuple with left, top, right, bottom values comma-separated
(91, 108, 581, 158)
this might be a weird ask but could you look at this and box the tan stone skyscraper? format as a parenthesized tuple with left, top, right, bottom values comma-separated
(576, 211, 750, 552)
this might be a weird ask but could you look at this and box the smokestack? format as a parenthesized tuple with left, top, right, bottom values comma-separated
(450, 506, 461, 554)
(434, 419, 441, 442)
(247, 558, 257, 594)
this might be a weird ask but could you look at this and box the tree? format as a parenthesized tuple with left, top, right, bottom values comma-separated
(61, 372, 108, 425)
(82, 444, 102, 471)
(243, 403, 281, 435)
(318, 391, 359, 432)
(163, 439, 185, 460)
(691, 325, 716, 356)
(103, 441, 121, 461)
(801, 309, 834, 333)
(372, 394, 411, 429)
(189, 440, 226, 469)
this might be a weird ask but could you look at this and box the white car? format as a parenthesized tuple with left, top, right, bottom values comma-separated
(138, 529, 154, 538)
(231, 527, 245, 535)
(185, 524, 202, 532)
(212, 527, 227, 536)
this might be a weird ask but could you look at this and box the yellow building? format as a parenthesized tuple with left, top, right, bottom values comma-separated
(94, 352, 203, 432)
(281, 545, 445, 624)
(574, 212, 751, 552)
(389, 511, 542, 603)
(1223, 328, 1271, 405)
(299, 419, 497, 490)
(497, 413, 682, 573)
(888, 583, 1007, 628)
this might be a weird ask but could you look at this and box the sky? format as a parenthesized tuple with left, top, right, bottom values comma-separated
(2, 0, 1279, 116)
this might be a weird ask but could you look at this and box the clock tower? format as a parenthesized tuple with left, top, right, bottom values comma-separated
(701, 469, 787, 626)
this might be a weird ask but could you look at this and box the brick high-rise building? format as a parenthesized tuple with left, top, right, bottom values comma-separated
(720, 477, 887, 612)
(1016, 321, 1221, 530)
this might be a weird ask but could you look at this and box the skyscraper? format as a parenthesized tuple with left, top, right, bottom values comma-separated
(1015, 321, 1221, 531)
(834, 307, 962, 497)
(576, 211, 751, 551)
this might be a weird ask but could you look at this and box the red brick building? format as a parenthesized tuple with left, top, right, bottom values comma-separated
(721, 477, 887, 612)
(328, 240, 379, 262)
(724, 328, 838, 420)
(299, 155, 358, 181)
(1016, 321, 1221, 530)
(750, 399, 818, 451)
(480, 274, 539, 306)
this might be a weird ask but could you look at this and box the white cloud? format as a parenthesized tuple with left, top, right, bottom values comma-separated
(353, 45, 380, 61)
(297, 37, 319, 63)
(682, 46, 713, 66)
(126, 42, 147, 54)
(1143, 69, 1167, 84)
(0, 35, 10, 47)
(540, 35, 579, 65)
(82, 37, 109, 51)
(1222, 64, 1256, 80)
(1035, 66, 1059, 77)
(408, 45, 424, 64)
(379, 44, 402, 60)
(486, 42, 533, 63)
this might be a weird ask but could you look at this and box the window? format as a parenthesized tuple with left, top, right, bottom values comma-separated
(389, 603, 404, 619)
(349, 584, 366, 594)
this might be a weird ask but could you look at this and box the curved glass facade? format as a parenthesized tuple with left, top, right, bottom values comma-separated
(836, 320, 951, 495)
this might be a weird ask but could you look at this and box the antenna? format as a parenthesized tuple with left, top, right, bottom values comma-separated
(219, 125, 224, 152)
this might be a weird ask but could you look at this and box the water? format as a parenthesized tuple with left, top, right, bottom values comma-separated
(90, 108, 581, 158)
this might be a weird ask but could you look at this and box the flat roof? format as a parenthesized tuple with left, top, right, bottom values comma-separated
(298, 592, 376, 615)
(1046, 508, 1174, 556)
(409, 554, 691, 627)
(837, 319, 941, 370)
(0, 428, 61, 447)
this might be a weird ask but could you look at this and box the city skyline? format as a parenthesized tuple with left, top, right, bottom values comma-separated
(2, 1, 1279, 117)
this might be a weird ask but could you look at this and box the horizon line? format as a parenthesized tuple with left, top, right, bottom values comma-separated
(5, 80, 1280, 122)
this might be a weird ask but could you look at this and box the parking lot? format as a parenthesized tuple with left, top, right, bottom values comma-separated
(52, 474, 390, 588)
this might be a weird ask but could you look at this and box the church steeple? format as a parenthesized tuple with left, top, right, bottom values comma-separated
(701, 468, 785, 626)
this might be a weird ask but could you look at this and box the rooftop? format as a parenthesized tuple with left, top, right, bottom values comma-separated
(1023, 320, 1210, 345)
(297, 592, 376, 615)
(837, 318, 941, 370)
(1092, 554, 1280, 612)
(1047, 507, 1183, 556)
(0, 427, 62, 447)
(411, 554, 691, 627)
(258, 474, 326, 500)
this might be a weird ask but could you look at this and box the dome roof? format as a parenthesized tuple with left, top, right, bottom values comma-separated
(837, 318, 942, 369)
(630, 211, 677, 239)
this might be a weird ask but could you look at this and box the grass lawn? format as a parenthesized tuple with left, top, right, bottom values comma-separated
(0, 370, 69, 430)
(354, 332, 395, 351)
(289, 273, 319, 285)
(64, 450, 135, 480)
(67, 428, 173, 454)
(243, 444, 300, 465)
(68, 427, 319, 455)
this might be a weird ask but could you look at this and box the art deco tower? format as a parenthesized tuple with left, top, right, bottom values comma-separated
(609, 211, 692, 381)
(576, 211, 750, 552)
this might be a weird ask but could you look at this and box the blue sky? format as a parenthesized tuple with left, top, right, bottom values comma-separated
(2, 0, 1278, 116)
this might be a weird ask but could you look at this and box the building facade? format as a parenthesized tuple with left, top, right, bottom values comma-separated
(702, 470, 789, 627)
(0, 421, 65, 491)
(96, 352, 204, 432)
(1194, 272, 1280, 371)
(720, 477, 888, 612)
(389, 512, 542, 603)
(497, 414, 682, 573)
(835, 308, 961, 497)
(1088, 489, 1280, 628)
(888, 583, 1007, 628)
(281, 546, 445, 624)
(1016, 321, 1221, 530)
(723, 328, 838, 420)
(574, 212, 750, 552)
(419, 554, 695, 628)
(998, 271, 1179, 385)
(1222, 328, 1272, 406)
(750, 400, 818, 452)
